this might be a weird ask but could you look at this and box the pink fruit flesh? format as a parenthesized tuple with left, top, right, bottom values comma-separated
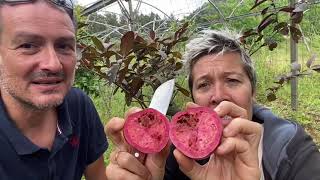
(124, 108, 170, 154)
(169, 107, 222, 159)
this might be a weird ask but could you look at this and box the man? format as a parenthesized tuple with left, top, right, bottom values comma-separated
(0, 0, 108, 179)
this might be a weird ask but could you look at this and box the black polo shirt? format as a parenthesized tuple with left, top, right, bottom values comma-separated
(0, 88, 108, 180)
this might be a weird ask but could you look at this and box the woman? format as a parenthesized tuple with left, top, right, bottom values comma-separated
(105, 30, 320, 180)
(164, 30, 320, 180)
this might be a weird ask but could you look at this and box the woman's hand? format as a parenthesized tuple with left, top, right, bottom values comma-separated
(174, 101, 262, 180)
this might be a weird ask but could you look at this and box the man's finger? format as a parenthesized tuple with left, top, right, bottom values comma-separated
(124, 107, 142, 119)
(114, 150, 151, 178)
(144, 142, 171, 180)
(147, 142, 171, 169)
(105, 117, 127, 150)
(214, 101, 248, 119)
(173, 149, 202, 180)
(106, 162, 145, 180)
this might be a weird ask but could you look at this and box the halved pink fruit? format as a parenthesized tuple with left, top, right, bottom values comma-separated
(170, 107, 223, 159)
(124, 108, 170, 154)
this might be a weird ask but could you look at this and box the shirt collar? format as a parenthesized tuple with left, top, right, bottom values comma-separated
(0, 96, 73, 155)
(0, 98, 40, 155)
(57, 99, 73, 137)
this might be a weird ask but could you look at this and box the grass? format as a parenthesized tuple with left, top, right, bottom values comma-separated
(88, 41, 320, 165)
(252, 42, 320, 145)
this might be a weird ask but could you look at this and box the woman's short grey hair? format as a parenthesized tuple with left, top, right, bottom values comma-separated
(184, 29, 257, 94)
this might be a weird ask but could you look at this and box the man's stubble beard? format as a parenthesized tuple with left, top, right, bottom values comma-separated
(0, 70, 67, 111)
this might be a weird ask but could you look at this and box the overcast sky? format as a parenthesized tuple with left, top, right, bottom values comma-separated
(77, 0, 206, 18)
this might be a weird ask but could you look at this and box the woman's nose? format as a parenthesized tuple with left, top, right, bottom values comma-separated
(209, 83, 229, 106)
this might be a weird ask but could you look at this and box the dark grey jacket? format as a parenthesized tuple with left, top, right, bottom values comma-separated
(165, 105, 320, 180)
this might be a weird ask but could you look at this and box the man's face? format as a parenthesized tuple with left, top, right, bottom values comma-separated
(0, 2, 76, 110)
(191, 53, 255, 120)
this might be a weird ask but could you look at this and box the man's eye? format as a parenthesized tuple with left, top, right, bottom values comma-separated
(16, 43, 39, 54)
(56, 43, 75, 54)
(57, 44, 68, 49)
(57, 43, 74, 50)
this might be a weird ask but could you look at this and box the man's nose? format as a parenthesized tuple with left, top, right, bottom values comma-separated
(39, 46, 62, 72)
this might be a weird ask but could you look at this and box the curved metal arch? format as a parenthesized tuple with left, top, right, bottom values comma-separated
(82, 0, 174, 20)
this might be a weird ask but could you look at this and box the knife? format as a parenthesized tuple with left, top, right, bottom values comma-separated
(149, 79, 175, 115)
(133, 79, 175, 162)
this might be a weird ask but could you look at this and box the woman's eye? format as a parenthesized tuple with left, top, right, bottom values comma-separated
(227, 78, 241, 85)
(198, 82, 208, 89)
(19, 43, 36, 49)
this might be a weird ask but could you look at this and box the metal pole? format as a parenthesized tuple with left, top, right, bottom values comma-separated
(128, 0, 134, 31)
(290, 0, 298, 111)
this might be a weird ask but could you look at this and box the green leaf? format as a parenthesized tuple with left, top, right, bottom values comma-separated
(91, 36, 105, 52)
(77, 22, 88, 29)
(172, 52, 182, 59)
(176, 84, 190, 97)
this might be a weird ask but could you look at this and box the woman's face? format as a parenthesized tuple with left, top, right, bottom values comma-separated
(191, 53, 255, 120)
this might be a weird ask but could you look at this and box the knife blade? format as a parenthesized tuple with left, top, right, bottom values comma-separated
(149, 79, 175, 115)
(132, 79, 175, 162)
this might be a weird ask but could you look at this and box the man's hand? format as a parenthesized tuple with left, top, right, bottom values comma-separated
(105, 108, 170, 180)
(174, 101, 262, 180)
